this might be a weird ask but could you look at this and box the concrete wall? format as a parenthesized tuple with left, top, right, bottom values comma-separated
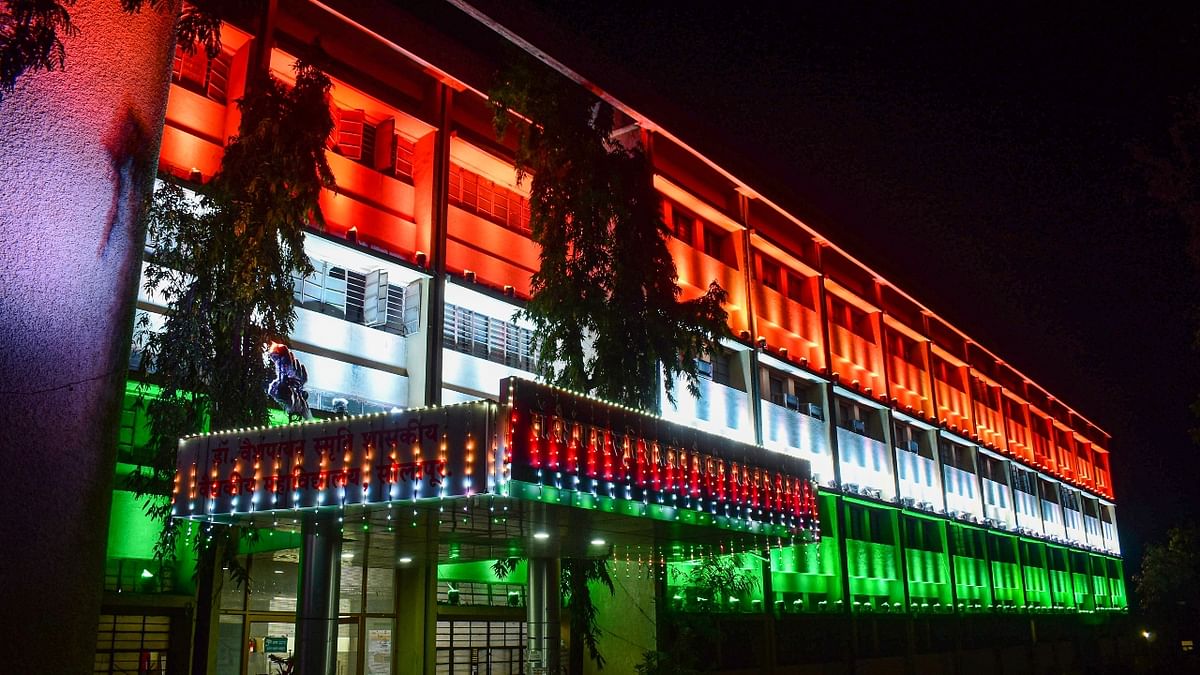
(0, 1, 177, 671)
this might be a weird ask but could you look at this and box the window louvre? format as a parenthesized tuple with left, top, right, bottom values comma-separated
(332, 107, 365, 160)
(448, 164, 531, 234)
(443, 303, 535, 371)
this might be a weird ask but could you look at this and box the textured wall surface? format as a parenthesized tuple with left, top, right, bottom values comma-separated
(0, 2, 178, 672)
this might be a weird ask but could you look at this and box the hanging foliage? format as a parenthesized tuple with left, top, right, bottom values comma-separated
(0, 0, 251, 103)
(130, 55, 335, 578)
(491, 58, 730, 412)
(492, 555, 616, 672)
(0, 0, 76, 100)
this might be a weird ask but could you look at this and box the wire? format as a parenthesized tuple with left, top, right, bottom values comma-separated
(0, 367, 126, 396)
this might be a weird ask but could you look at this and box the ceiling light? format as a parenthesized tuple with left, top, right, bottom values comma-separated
(590, 538, 606, 546)
(533, 531, 550, 540)
(341, 552, 354, 560)
(399, 556, 413, 564)
(273, 569, 284, 574)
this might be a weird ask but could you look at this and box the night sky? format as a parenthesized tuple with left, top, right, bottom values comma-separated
(510, 1, 1200, 572)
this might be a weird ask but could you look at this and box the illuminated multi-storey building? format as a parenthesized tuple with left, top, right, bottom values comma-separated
(97, 1, 1126, 673)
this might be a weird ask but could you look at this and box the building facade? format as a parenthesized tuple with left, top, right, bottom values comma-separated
(98, 2, 1126, 674)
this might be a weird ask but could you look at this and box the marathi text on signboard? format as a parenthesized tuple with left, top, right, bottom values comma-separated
(500, 378, 818, 533)
(173, 401, 497, 519)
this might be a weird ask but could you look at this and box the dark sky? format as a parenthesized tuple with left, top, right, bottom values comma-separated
(513, 1, 1200, 568)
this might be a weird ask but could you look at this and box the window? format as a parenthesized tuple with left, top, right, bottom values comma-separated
(171, 44, 232, 103)
(977, 454, 1006, 484)
(295, 261, 348, 318)
(848, 504, 894, 545)
(328, 108, 419, 183)
(448, 164, 532, 234)
(938, 441, 973, 473)
(758, 255, 782, 291)
(837, 398, 880, 439)
(702, 224, 734, 266)
(893, 422, 928, 456)
(671, 207, 694, 243)
(443, 304, 535, 371)
(330, 106, 366, 160)
(1010, 467, 1034, 495)
(769, 375, 786, 404)
(761, 366, 822, 418)
(828, 296, 877, 343)
(697, 348, 738, 388)
(292, 259, 411, 335)
(786, 270, 814, 308)
(1039, 478, 1060, 504)
(903, 516, 943, 552)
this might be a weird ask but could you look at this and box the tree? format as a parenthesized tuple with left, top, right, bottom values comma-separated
(1135, 526, 1200, 625)
(1, 0, 232, 102)
(1135, 93, 1200, 267)
(489, 57, 731, 674)
(129, 50, 334, 671)
(494, 555, 617, 673)
(490, 58, 730, 413)
(133, 50, 334, 554)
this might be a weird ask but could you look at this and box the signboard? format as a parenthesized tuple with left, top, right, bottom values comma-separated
(173, 378, 816, 537)
(173, 401, 497, 519)
(500, 378, 818, 534)
(263, 636, 289, 653)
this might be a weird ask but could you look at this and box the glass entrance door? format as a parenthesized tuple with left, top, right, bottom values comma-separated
(336, 617, 360, 675)
(246, 618, 295, 675)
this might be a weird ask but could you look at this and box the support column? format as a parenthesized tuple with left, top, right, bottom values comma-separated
(759, 549, 777, 675)
(0, 2, 179, 671)
(737, 192, 764, 446)
(528, 557, 562, 674)
(394, 516, 439, 675)
(295, 515, 342, 675)
(422, 82, 453, 407)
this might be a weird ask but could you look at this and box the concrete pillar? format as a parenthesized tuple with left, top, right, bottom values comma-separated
(295, 515, 342, 675)
(394, 517, 438, 675)
(528, 557, 562, 673)
(0, 2, 179, 672)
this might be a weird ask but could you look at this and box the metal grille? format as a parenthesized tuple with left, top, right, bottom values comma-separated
(94, 614, 171, 674)
(448, 164, 532, 234)
(294, 258, 409, 336)
(443, 304, 534, 371)
(439, 581, 526, 608)
(435, 621, 526, 675)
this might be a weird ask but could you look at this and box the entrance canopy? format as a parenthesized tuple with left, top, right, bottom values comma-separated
(173, 378, 818, 558)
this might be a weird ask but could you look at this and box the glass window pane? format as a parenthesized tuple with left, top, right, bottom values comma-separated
(365, 618, 393, 675)
(339, 538, 364, 614)
(247, 549, 300, 613)
(214, 615, 243, 675)
(336, 622, 359, 675)
(219, 557, 248, 611)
